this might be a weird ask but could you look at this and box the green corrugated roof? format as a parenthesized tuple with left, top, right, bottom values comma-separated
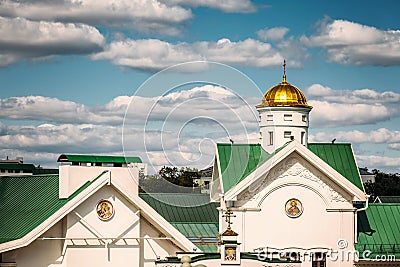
(139, 193, 219, 252)
(356, 204, 400, 257)
(0, 173, 103, 244)
(217, 144, 273, 193)
(57, 154, 142, 164)
(376, 196, 400, 203)
(0, 163, 35, 171)
(308, 143, 363, 191)
(170, 223, 218, 237)
(139, 193, 218, 223)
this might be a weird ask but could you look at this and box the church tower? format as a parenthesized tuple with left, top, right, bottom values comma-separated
(256, 60, 312, 154)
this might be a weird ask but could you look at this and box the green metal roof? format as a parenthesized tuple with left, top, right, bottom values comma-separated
(356, 204, 400, 257)
(0, 173, 103, 245)
(139, 193, 218, 223)
(139, 193, 219, 252)
(308, 143, 363, 191)
(0, 163, 35, 171)
(215, 142, 363, 194)
(57, 154, 142, 164)
(170, 223, 218, 238)
(217, 144, 272, 193)
(375, 196, 400, 203)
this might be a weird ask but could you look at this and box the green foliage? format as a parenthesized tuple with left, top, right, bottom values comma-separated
(364, 169, 400, 201)
(139, 166, 201, 193)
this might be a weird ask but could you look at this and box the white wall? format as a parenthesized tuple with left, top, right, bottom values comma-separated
(59, 164, 145, 199)
(4, 185, 183, 267)
(224, 153, 356, 267)
(257, 106, 311, 154)
(2, 221, 65, 267)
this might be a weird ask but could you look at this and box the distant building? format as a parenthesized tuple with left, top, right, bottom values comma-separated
(359, 167, 375, 183)
(194, 166, 213, 194)
(0, 156, 24, 164)
(0, 157, 58, 176)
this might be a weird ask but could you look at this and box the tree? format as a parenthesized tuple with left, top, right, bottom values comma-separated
(364, 169, 400, 201)
(139, 166, 201, 193)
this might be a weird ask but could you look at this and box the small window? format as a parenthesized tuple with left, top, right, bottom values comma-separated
(312, 253, 326, 267)
(302, 115, 307, 122)
(301, 132, 305, 145)
(204, 180, 210, 190)
(284, 131, 292, 138)
(284, 114, 292, 121)
(259, 115, 261, 122)
(268, 131, 273, 145)
(267, 114, 273, 121)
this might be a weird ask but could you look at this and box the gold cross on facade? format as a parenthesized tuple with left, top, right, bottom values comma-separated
(222, 209, 236, 231)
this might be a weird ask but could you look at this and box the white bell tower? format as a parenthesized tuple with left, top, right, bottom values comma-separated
(256, 60, 312, 154)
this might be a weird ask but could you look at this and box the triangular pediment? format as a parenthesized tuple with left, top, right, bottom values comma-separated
(0, 171, 196, 254)
(221, 141, 367, 207)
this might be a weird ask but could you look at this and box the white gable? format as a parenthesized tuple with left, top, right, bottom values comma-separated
(224, 141, 367, 205)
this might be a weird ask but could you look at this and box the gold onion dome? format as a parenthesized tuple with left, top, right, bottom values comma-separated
(258, 60, 312, 109)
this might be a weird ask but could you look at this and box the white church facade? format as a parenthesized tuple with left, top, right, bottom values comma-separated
(1, 67, 399, 267)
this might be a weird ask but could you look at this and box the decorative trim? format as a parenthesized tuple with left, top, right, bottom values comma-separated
(237, 154, 351, 206)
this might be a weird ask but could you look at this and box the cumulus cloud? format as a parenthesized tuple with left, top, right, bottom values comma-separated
(162, 0, 257, 13)
(0, 96, 123, 124)
(356, 155, 400, 171)
(301, 18, 400, 66)
(305, 84, 399, 128)
(309, 100, 392, 128)
(0, 17, 104, 66)
(306, 84, 400, 104)
(0, 85, 259, 130)
(0, 86, 261, 169)
(0, 123, 123, 153)
(0, 0, 192, 34)
(310, 128, 400, 146)
(257, 27, 289, 41)
(92, 38, 288, 70)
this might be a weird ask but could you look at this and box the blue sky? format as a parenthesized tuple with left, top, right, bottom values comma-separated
(0, 0, 399, 173)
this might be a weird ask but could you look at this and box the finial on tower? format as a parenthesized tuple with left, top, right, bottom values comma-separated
(282, 59, 287, 83)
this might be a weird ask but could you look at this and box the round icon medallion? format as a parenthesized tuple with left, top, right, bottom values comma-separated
(96, 199, 114, 221)
(285, 198, 303, 218)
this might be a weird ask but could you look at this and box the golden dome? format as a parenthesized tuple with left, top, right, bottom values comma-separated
(258, 61, 312, 109)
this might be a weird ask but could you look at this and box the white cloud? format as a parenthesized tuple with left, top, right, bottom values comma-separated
(309, 100, 392, 128)
(301, 18, 400, 66)
(0, 86, 260, 169)
(0, 85, 259, 130)
(310, 128, 400, 145)
(306, 84, 400, 104)
(356, 155, 400, 171)
(257, 27, 289, 41)
(0, 17, 104, 66)
(305, 84, 400, 127)
(0, 123, 122, 153)
(92, 38, 288, 70)
(163, 0, 256, 13)
(0, 96, 122, 124)
(0, 0, 192, 34)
